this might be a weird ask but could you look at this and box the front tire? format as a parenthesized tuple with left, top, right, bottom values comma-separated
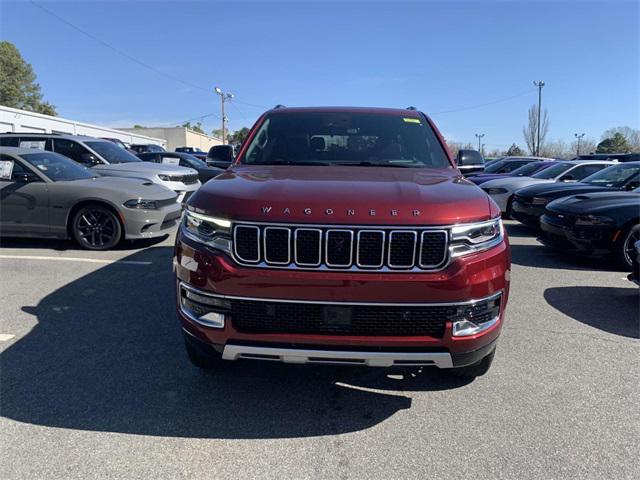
(183, 332, 223, 370)
(72, 204, 122, 250)
(448, 349, 495, 378)
(614, 224, 640, 270)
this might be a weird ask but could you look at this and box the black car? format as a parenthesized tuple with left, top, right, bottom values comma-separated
(512, 162, 640, 226)
(539, 189, 640, 269)
(130, 144, 166, 154)
(136, 152, 224, 183)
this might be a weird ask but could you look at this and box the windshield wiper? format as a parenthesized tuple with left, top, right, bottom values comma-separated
(332, 161, 419, 168)
(252, 160, 332, 166)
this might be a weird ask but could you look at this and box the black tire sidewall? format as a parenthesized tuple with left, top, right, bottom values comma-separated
(72, 205, 122, 250)
(616, 224, 640, 270)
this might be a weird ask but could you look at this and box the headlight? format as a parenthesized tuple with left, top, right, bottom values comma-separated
(182, 209, 232, 253)
(450, 218, 504, 257)
(484, 188, 508, 195)
(123, 198, 158, 209)
(574, 215, 615, 226)
(532, 197, 548, 205)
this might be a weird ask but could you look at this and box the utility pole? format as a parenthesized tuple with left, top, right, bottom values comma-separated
(214, 87, 234, 145)
(534, 80, 545, 155)
(574, 133, 585, 156)
(475, 133, 485, 153)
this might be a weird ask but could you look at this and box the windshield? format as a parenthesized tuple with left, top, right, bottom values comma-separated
(22, 152, 95, 181)
(583, 164, 640, 187)
(510, 162, 542, 177)
(532, 163, 572, 179)
(240, 112, 451, 168)
(87, 141, 141, 163)
(483, 160, 507, 173)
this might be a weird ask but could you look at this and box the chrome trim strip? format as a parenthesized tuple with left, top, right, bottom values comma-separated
(388, 230, 417, 268)
(263, 226, 291, 265)
(177, 283, 226, 328)
(356, 230, 385, 268)
(221, 344, 454, 368)
(179, 281, 503, 307)
(294, 228, 322, 267)
(419, 230, 449, 268)
(325, 229, 354, 268)
(233, 225, 260, 263)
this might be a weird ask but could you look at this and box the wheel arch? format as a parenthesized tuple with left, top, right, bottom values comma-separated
(66, 199, 125, 238)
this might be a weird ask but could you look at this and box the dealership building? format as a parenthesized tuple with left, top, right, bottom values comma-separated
(0, 106, 223, 151)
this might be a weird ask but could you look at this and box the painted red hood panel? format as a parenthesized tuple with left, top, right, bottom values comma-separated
(190, 165, 492, 225)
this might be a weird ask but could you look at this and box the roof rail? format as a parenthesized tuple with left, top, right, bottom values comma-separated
(406, 106, 417, 111)
(273, 104, 286, 109)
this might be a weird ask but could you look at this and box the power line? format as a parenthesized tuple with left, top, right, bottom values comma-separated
(29, 0, 269, 110)
(431, 88, 535, 115)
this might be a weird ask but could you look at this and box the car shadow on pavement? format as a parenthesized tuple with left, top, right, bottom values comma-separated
(510, 243, 617, 272)
(0, 234, 171, 252)
(544, 286, 639, 338)
(1, 246, 470, 440)
(503, 221, 537, 238)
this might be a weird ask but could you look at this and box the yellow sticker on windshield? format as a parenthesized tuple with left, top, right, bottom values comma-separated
(403, 118, 421, 124)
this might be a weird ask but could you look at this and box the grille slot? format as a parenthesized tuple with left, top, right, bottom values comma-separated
(420, 231, 448, 267)
(388, 231, 417, 268)
(264, 227, 290, 264)
(233, 224, 449, 272)
(326, 230, 353, 267)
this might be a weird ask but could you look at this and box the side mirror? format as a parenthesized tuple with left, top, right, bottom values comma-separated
(456, 149, 485, 176)
(15, 172, 41, 183)
(207, 144, 234, 169)
(80, 153, 100, 166)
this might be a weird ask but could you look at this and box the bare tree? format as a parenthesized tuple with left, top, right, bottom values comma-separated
(522, 104, 549, 155)
(539, 139, 569, 159)
(601, 126, 640, 152)
(444, 141, 474, 157)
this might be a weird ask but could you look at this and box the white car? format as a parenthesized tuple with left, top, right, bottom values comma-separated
(481, 160, 615, 214)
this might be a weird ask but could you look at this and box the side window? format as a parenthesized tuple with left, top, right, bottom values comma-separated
(0, 137, 20, 147)
(503, 161, 527, 173)
(567, 164, 607, 180)
(0, 155, 31, 182)
(53, 139, 92, 164)
(17, 137, 52, 151)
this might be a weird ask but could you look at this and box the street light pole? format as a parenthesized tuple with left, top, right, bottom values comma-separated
(214, 87, 234, 145)
(534, 80, 545, 156)
(475, 133, 485, 153)
(574, 132, 585, 156)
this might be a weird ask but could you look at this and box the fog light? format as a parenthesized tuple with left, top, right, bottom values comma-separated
(180, 285, 230, 328)
(452, 317, 498, 337)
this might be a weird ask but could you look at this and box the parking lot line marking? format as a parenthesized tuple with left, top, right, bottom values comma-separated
(0, 334, 16, 342)
(0, 255, 152, 265)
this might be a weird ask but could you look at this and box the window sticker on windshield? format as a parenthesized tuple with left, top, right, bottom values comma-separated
(19, 140, 46, 149)
(162, 156, 180, 165)
(403, 118, 421, 124)
(0, 160, 14, 180)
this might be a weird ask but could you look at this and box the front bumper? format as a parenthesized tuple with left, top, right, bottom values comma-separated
(539, 214, 615, 254)
(123, 202, 182, 239)
(511, 200, 545, 226)
(174, 230, 510, 365)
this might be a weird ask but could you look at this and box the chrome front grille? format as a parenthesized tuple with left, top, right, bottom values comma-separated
(232, 223, 448, 271)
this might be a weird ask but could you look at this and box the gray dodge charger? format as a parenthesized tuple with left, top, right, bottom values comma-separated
(0, 147, 182, 250)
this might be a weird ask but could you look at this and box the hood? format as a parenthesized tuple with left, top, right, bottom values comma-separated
(68, 176, 176, 199)
(547, 191, 640, 214)
(189, 165, 494, 225)
(515, 182, 615, 199)
(481, 177, 553, 191)
(93, 162, 197, 176)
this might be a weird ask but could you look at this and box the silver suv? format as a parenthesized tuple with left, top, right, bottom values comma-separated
(0, 133, 200, 203)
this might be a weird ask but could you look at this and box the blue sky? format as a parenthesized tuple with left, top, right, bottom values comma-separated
(1, 0, 638, 150)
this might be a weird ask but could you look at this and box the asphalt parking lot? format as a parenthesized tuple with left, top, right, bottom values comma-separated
(1, 220, 638, 480)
